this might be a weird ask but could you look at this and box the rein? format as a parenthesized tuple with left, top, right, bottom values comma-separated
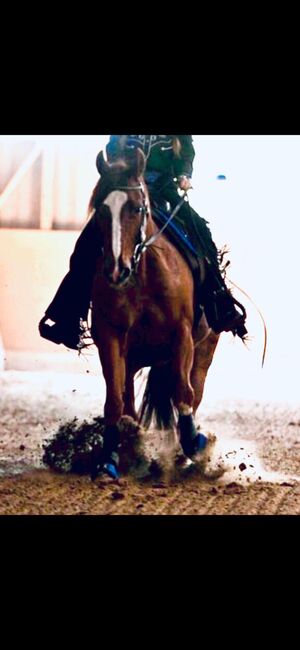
(112, 182, 188, 272)
(139, 192, 188, 251)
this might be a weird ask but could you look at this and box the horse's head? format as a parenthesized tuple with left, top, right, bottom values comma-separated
(92, 148, 150, 287)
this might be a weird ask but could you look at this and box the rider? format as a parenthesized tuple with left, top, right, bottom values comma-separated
(39, 135, 247, 349)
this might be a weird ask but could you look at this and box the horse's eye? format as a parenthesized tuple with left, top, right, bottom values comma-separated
(128, 203, 143, 215)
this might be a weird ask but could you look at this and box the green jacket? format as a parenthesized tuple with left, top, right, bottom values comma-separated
(105, 135, 195, 179)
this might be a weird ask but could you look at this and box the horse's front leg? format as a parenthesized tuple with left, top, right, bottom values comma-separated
(92, 331, 127, 480)
(172, 319, 208, 459)
(191, 329, 220, 414)
(124, 368, 138, 421)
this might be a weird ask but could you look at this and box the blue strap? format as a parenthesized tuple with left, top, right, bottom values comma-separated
(153, 206, 199, 257)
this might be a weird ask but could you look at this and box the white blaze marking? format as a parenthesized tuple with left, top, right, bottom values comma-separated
(104, 191, 128, 264)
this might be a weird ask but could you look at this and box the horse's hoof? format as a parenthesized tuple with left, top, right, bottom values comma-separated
(91, 460, 120, 481)
(103, 462, 120, 480)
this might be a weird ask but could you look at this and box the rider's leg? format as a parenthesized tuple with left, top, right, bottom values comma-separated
(39, 213, 101, 349)
(149, 176, 248, 339)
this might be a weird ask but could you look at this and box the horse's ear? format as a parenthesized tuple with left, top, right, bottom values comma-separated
(96, 150, 110, 176)
(127, 147, 146, 178)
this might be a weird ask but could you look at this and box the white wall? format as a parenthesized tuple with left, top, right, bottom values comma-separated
(191, 135, 300, 404)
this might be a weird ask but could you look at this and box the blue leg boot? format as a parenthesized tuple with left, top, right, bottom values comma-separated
(178, 414, 208, 460)
(91, 425, 120, 481)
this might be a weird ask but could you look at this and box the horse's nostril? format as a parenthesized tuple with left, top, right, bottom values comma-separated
(120, 267, 131, 281)
(105, 265, 131, 285)
(104, 267, 118, 284)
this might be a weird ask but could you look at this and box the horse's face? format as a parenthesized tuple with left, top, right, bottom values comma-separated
(97, 149, 150, 287)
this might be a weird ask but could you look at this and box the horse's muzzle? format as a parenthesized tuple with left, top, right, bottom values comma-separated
(105, 263, 132, 287)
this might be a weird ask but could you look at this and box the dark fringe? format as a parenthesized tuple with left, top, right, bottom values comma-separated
(218, 245, 231, 278)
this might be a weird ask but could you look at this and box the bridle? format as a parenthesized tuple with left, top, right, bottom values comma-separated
(112, 181, 188, 274)
(114, 182, 149, 272)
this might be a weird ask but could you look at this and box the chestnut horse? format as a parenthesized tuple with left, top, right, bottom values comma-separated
(90, 148, 220, 479)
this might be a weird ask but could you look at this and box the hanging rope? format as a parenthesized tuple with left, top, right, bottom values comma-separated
(227, 278, 268, 368)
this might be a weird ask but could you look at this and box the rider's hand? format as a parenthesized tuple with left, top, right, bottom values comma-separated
(178, 175, 193, 191)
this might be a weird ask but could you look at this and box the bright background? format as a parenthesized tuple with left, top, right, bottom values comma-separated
(192, 135, 300, 404)
(0, 135, 299, 405)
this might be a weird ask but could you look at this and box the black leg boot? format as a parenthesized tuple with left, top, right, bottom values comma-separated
(203, 267, 248, 339)
(39, 272, 88, 350)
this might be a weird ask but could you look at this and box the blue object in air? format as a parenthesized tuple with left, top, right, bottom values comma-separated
(217, 174, 227, 180)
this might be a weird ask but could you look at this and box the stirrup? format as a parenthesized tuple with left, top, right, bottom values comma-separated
(232, 296, 247, 321)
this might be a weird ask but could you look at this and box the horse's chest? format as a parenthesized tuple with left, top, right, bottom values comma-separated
(93, 278, 191, 335)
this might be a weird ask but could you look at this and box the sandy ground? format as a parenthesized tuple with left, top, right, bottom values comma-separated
(0, 370, 300, 515)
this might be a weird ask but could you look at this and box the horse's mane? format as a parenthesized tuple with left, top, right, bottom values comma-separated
(88, 159, 130, 215)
